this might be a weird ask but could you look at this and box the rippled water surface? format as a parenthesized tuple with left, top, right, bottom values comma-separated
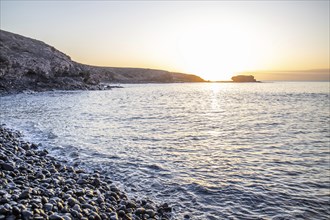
(1, 82, 329, 219)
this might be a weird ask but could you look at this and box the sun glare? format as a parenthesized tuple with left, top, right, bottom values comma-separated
(177, 18, 271, 81)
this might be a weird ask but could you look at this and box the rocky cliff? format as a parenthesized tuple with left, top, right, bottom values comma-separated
(0, 30, 204, 94)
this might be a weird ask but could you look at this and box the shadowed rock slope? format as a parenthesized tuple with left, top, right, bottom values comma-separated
(0, 30, 204, 94)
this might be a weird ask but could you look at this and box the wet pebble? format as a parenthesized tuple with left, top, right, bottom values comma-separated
(19, 189, 31, 200)
(0, 162, 15, 171)
(49, 214, 65, 220)
(44, 203, 53, 212)
(21, 210, 33, 219)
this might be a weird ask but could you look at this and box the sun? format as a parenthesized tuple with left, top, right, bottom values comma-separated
(177, 20, 267, 81)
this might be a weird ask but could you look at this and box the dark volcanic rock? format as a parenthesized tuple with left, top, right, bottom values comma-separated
(0, 29, 205, 94)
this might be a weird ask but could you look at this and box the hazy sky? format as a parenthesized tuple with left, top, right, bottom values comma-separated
(1, 1, 329, 80)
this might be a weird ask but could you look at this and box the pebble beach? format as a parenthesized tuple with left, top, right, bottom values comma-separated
(0, 126, 173, 220)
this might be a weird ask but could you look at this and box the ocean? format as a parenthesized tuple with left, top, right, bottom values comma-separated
(1, 82, 329, 219)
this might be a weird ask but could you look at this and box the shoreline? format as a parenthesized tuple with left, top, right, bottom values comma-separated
(0, 126, 172, 220)
(0, 84, 124, 97)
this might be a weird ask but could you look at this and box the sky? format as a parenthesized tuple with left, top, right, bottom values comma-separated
(1, 1, 329, 81)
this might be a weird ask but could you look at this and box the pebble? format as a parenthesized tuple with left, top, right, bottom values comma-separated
(76, 178, 88, 185)
(19, 190, 31, 200)
(67, 197, 79, 207)
(0, 162, 15, 171)
(126, 201, 137, 209)
(184, 214, 191, 219)
(72, 204, 82, 213)
(21, 210, 33, 219)
(70, 209, 80, 218)
(44, 203, 53, 212)
(146, 209, 156, 217)
(49, 214, 65, 220)
(135, 207, 145, 215)
(0, 126, 173, 220)
(12, 206, 20, 216)
(110, 216, 118, 220)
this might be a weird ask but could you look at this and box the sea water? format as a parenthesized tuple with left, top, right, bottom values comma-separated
(1, 82, 329, 219)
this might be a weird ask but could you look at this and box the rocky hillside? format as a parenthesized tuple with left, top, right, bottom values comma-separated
(0, 30, 204, 93)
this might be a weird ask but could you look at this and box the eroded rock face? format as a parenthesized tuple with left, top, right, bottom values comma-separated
(0, 29, 204, 94)
(0, 30, 93, 93)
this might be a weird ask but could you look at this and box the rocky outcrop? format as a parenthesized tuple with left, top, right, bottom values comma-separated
(0, 30, 92, 93)
(0, 30, 204, 94)
(231, 75, 257, 82)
